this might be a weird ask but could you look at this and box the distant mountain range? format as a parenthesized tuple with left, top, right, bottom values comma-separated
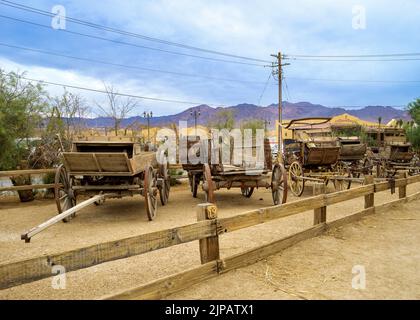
(80, 101, 410, 129)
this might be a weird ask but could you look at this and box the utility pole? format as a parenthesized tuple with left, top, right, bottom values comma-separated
(270, 51, 290, 161)
(143, 111, 153, 142)
(190, 108, 201, 137)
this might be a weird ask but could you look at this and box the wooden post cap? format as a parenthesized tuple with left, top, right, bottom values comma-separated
(206, 205, 218, 219)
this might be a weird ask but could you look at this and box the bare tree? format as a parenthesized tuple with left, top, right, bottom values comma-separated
(51, 90, 89, 144)
(96, 83, 137, 136)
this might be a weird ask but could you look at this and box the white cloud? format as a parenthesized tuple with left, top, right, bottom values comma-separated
(0, 56, 211, 116)
(2, 0, 419, 108)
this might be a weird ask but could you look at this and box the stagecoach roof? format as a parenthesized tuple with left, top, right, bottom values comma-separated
(285, 117, 332, 130)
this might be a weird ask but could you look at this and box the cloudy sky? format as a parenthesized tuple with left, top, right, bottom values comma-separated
(0, 0, 419, 116)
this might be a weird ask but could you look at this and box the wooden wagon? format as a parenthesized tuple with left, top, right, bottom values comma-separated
(182, 135, 287, 205)
(55, 137, 170, 221)
(336, 136, 370, 187)
(283, 118, 348, 196)
(363, 127, 418, 177)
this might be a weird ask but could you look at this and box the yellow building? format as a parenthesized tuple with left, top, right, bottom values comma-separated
(275, 113, 381, 143)
(329, 113, 378, 128)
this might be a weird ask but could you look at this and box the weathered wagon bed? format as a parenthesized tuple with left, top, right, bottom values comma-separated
(182, 136, 287, 205)
(21, 138, 170, 242)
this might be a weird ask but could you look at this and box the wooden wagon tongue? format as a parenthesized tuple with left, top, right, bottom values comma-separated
(21, 193, 116, 243)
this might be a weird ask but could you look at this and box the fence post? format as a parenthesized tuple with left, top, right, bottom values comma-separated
(197, 203, 220, 264)
(313, 183, 326, 224)
(398, 171, 409, 199)
(364, 175, 375, 209)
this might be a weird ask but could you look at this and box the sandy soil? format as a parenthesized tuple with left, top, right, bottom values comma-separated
(0, 179, 419, 299)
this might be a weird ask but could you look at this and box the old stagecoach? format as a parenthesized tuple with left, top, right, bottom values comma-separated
(363, 127, 419, 177)
(284, 118, 349, 196)
(182, 135, 287, 205)
(54, 137, 170, 221)
(336, 136, 369, 186)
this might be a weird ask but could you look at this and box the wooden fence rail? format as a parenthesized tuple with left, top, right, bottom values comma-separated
(0, 173, 419, 293)
(0, 169, 58, 193)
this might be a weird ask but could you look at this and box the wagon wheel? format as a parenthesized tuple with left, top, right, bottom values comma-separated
(333, 161, 351, 191)
(241, 187, 254, 198)
(288, 161, 304, 197)
(192, 174, 200, 198)
(272, 163, 288, 205)
(144, 165, 158, 221)
(54, 164, 76, 222)
(203, 163, 215, 203)
(158, 163, 170, 206)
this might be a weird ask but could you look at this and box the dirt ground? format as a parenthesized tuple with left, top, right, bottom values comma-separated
(0, 179, 419, 299)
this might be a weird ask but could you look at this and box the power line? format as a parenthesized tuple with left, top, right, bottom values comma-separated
(0, 0, 272, 64)
(0, 42, 270, 85)
(283, 77, 292, 101)
(2, 41, 417, 85)
(0, 15, 267, 67)
(257, 73, 272, 106)
(285, 76, 420, 83)
(15, 74, 229, 107)
(285, 53, 420, 58)
(4, 1, 419, 64)
(285, 57, 420, 62)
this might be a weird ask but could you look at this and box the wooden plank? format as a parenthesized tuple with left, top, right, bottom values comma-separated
(398, 172, 408, 199)
(218, 184, 373, 234)
(3, 180, 418, 291)
(220, 224, 327, 275)
(64, 172, 134, 176)
(104, 261, 218, 300)
(95, 153, 131, 172)
(105, 193, 420, 300)
(364, 175, 375, 209)
(218, 195, 326, 233)
(324, 184, 373, 206)
(197, 204, 220, 264)
(72, 185, 140, 191)
(62, 153, 100, 172)
(0, 184, 58, 192)
(0, 219, 216, 290)
(0, 169, 56, 177)
(407, 174, 420, 184)
(313, 183, 326, 224)
(326, 207, 375, 229)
